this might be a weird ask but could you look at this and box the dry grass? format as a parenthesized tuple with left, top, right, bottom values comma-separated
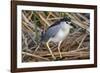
(22, 10, 90, 62)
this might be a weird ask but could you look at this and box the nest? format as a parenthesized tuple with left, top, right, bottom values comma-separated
(22, 10, 90, 62)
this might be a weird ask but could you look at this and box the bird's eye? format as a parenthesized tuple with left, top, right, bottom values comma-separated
(66, 21, 71, 24)
(66, 21, 68, 24)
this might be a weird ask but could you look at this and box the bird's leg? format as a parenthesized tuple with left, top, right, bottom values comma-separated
(46, 40, 56, 60)
(58, 41, 63, 58)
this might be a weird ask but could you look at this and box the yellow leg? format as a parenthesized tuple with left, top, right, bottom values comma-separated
(46, 40, 56, 60)
(58, 41, 62, 58)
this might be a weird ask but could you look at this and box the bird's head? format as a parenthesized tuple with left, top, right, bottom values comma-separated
(60, 17, 75, 29)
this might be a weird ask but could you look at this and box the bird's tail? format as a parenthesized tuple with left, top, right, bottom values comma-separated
(40, 30, 45, 42)
(34, 31, 45, 53)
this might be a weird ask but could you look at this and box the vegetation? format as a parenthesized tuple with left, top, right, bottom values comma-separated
(22, 10, 90, 62)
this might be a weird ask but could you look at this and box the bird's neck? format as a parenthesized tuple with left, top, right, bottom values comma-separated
(62, 23, 71, 29)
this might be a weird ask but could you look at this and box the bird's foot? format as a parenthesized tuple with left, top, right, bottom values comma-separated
(60, 54, 63, 59)
(52, 55, 56, 60)
(54, 57, 64, 61)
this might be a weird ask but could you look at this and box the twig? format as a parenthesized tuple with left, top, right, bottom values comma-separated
(65, 13, 88, 30)
(37, 12, 50, 26)
(22, 13, 35, 29)
(42, 50, 89, 58)
(76, 13, 89, 24)
(22, 13, 41, 31)
(34, 44, 40, 53)
(76, 34, 87, 49)
(22, 52, 49, 61)
(28, 11, 33, 20)
(47, 17, 63, 20)
(71, 13, 88, 26)
(40, 47, 88, 57)
(46, 12, 52, 19)
(22, 21, 34, 33)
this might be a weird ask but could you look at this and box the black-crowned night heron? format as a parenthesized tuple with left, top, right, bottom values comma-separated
(41, 17, 73, 60)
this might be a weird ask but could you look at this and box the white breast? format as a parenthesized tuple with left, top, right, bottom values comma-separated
(50, 21, 71, 42)
(50, 28, 70, 42)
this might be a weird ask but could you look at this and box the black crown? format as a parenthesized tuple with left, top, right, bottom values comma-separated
(60, 17, 71, 22)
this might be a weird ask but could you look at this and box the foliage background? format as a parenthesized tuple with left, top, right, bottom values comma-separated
(22, 10, 90, 62)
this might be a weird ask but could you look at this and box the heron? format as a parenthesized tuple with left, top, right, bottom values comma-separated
(40, 17, 74, 60)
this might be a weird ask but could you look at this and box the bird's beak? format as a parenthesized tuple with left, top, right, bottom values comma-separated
(68, 22, 71, 24)
(68, 22, 73, 29)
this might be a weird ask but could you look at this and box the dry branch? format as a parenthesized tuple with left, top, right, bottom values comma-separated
(22, 52, 49, 61)
(41, 48, 89, 59)
(76, 13, 89, 24)
(37, 12, 50, 26)
(22, 11, 90, 62)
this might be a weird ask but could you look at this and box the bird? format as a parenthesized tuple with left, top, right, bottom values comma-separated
(40, 17, 74, 60)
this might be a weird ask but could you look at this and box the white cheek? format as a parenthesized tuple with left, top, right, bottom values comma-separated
(62, 23, 71, 29)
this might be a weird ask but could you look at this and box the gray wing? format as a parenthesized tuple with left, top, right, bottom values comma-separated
(41, 25, 61, 42)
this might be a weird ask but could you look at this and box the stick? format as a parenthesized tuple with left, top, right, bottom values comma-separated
(76, 13, 89, 24)
(76, 34, 87, 50)
(40, 47, 88, 57)
(37, 12, 50, 26)
(22, 52, 49, 61)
